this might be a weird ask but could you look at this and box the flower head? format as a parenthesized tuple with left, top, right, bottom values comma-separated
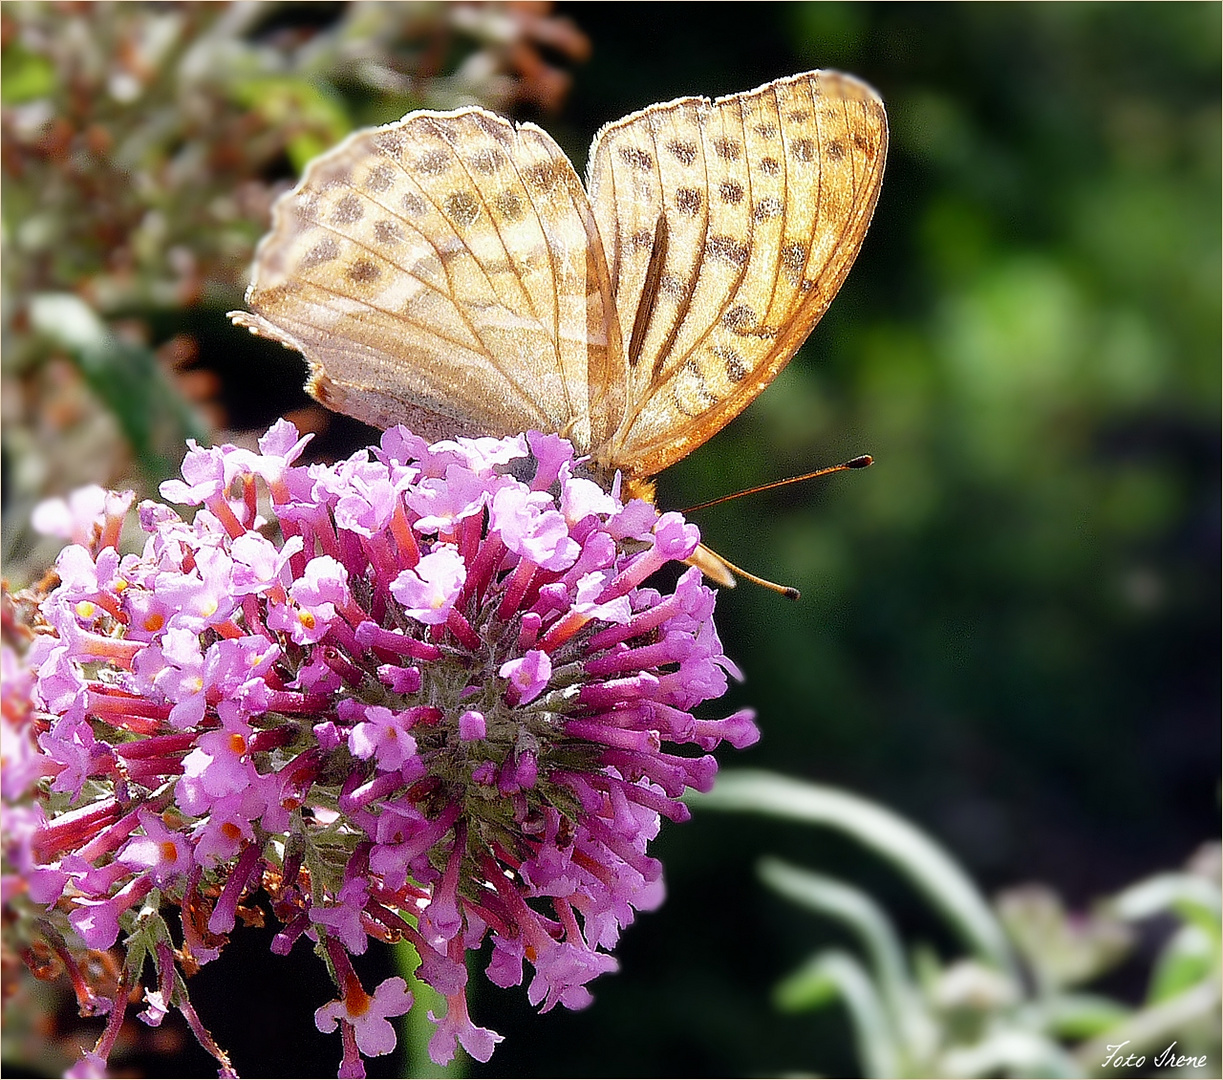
(5, 420, 757, 1076)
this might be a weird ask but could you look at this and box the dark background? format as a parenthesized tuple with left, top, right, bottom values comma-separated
(3, 3, 1217, 1077)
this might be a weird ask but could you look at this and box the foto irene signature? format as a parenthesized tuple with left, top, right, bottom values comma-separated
(1102, 1041, 1209, 1070)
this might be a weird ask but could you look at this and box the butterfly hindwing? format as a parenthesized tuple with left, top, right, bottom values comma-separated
(586, 70, 888, 478)
(234, 107, 624, 452)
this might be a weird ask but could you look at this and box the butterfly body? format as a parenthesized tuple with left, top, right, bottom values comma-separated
(232, 69, 887, 540)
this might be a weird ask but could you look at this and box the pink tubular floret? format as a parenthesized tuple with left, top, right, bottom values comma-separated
(8, 420, 758, 1077)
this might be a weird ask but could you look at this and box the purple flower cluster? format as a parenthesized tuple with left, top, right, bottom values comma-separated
(3, 421, 757, 1077)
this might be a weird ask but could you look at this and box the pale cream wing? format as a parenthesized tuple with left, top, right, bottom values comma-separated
(586, 70, 887, 477)
(231, 107, 625, 451)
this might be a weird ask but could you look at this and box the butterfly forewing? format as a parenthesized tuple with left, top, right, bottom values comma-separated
(233, 107, 622, 451)
(586, 70, 887, 478)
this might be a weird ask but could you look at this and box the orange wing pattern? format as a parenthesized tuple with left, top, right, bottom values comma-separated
(586, 70, 887, 478)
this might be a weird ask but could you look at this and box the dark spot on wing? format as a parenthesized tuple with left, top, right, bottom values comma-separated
(468, 147, 505, 174)
(373, 130, 406, 158)
(300, 237, 340, 269)
(706, 235, 750, 267)
(493, 190, 526, 221)
(666, 140, 698, 165)
(659, 273, 685, 299)
(719, 181, 744, 205)
(364, 164, 396, 192)
(619, 146, 654, 171)
(676, 188, 702, 215)
(524, 161, 561, 193)
(673, 359, 718, 417)
(713, 344, 748, 382)
(630, 227, 655, 250)
(444, 191, 480, 228)
(722, 304, 758, 335)
(753, 197, 783, 222)
(347, 259, 381, 283)
(401, 192, 428, 218)
(373, 220, 403, 245)
(781, 241, 806, 282)
(331, 194, 365, 225)
(416, 150, 452, 175)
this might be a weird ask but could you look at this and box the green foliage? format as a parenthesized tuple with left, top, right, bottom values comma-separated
(29, 294, 207, 483)
(695, 770, 1015, 974)
(227, 75, 353, 173)
(697, 771, 1220, 1079)
(0, 39, 55, 102)
(396, 939, 465, 1079)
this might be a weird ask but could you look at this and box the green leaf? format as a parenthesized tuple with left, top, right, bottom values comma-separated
(1112, 872, 1222, 928)
(1, 43, 55, 103)
(1040, 992, 1132, 1039)
(775, 949, 900, 1078)
(394, 938, 465, 1078)
(996, 885, 1132, 993)
(774, 953, 846, 1011)
(941, 1029, 1079, 1079)
(692, 770, 1017, 976)
(1073, 978, 1222, 1073)
(758, 856, 934, 1055)
(1147, 924, 1218, 1004)
(29, 294, 207, 482)
(228, 76, 351, 172)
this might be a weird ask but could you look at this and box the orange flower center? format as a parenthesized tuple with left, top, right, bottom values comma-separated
(344, 981, 372, 1018)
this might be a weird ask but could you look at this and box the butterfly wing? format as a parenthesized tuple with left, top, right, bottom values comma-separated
(231, 107, 626, 451)
(586, 70, 887, 478)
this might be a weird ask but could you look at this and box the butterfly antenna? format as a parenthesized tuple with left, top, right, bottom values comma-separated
(683, 456, 874, 601)
(709, 551, 803, 601)
(681, 455, 873, 514)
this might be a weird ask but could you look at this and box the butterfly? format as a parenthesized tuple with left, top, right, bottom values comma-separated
(231, 69, 887, 586)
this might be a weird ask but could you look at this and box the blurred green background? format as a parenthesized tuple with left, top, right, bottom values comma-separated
(2, 3, 1218, 1076)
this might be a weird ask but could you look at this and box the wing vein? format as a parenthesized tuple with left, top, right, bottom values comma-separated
(515, 134, 587, 425)
(763, 85, 790, 329)
(272, 279, 550, 423)
(433, 116, 576, 424)
(353, 122, 561, 421)
(668, 98, 754, 382)
(306, 200, 553, 418)
(444, 115, 548, 326)
(645, 112, 707, 392)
